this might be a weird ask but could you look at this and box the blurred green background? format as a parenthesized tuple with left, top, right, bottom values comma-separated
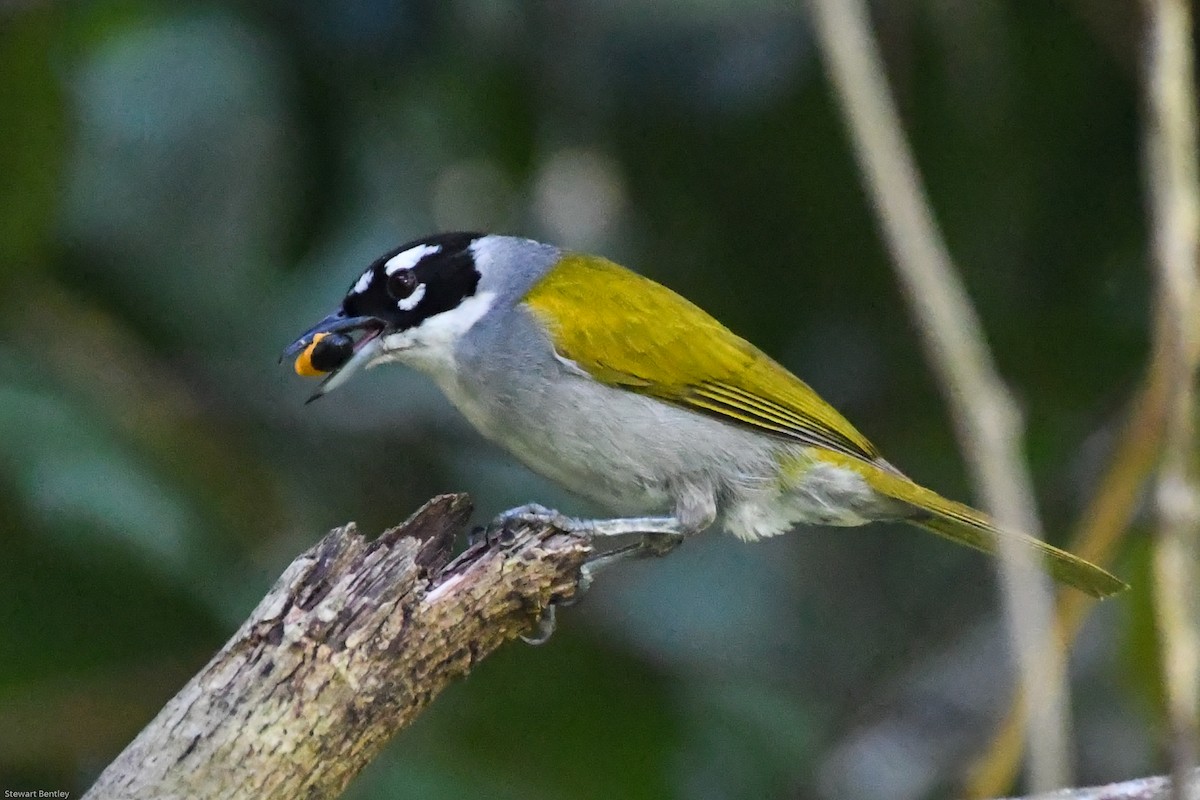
(0, 1, 1160, 798)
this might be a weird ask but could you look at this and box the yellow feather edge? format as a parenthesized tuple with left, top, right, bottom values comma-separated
(523, 253, 1126, 598)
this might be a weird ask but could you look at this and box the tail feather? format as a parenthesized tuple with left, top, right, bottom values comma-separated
(911, 514, 1126, 599)
(854, 460, 1127, 599)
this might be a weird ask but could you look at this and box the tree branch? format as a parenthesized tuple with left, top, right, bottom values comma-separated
(1143, 1, 1200, 797)
(80, 494, 592, 800)
(968, 305, 1175, 795)
(803, 0, 1069, 791)
(965, 1, 1200, 793)
(1005, 769, 1199, 800)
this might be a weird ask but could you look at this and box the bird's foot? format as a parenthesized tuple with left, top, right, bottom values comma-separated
(487, 504, 689, 541)
(484, 503, 574, 540)
(486, 506, 690, 645)
(520, 536, 675, 645)
(520, 604, 557, 645)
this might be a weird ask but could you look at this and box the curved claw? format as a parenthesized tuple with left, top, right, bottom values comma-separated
(496, 505, 692, 645)
(643, 530, 685, 557)
(520, 605, 557, 645)
(466, 525, 488, 548)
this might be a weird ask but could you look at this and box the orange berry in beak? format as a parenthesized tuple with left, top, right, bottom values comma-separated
(295, 332, 355, 377)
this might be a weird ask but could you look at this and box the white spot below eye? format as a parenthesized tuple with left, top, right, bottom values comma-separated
(398, 283, 426, 311)
(378, 290, 497, 374)
(385, 244, 441, 275)
(352, 269, 373, 294)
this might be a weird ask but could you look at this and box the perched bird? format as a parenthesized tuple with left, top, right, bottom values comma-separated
(285, 232, 1125, 625)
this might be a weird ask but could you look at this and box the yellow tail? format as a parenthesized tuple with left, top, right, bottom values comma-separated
(853, 460, 1127, 599)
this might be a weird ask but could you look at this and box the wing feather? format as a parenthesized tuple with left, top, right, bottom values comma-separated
(523, 253, 879, 460)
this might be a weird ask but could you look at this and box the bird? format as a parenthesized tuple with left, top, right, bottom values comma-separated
(284, 231, 1125, 636)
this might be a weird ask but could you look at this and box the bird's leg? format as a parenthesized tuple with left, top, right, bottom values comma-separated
(489, 504, 688, 558)
(491, 503, 683, 536)
(489, 504, 695, 645)
(517, 536, 673, 646)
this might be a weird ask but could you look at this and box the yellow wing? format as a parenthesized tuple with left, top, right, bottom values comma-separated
(523, 253, 879, 460)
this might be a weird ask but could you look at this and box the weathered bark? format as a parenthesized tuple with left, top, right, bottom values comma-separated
(75, 492, 1185, 800)
(82, 494, 591, 800)
(1006, 770, 1200, 800)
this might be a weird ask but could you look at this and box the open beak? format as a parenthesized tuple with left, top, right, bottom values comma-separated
(283, 310, 388, 403)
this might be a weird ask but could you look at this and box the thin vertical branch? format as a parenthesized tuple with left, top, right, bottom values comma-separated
(967, 312, 1174, 796)
(1143, 0, 1200, 797)
(803, 0, 1070, 792)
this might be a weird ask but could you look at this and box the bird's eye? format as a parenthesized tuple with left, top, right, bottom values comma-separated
(387, 269, 419, 300)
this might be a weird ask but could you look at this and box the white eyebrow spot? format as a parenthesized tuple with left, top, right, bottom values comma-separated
(351, 269, 373, 294)
(385, 244, 441, 275)
(397, 283, 426, 311)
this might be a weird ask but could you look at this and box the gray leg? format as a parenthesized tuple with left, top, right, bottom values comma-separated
(575, 534, 682, 590)
(490, 503, 688, 568)
(491, 504, 698, 645)
(491, 503, 691, 539)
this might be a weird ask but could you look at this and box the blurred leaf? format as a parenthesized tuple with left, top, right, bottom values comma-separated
(0, 6, 67, 282)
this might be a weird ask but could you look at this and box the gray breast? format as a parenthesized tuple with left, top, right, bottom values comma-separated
(442, 304, 782, 520)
